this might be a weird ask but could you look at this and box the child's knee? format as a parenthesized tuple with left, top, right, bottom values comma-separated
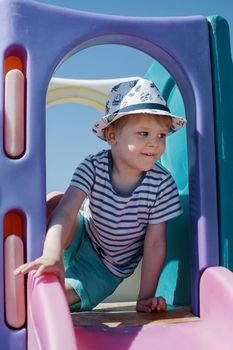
(46, 191, 64, 222)
(65, 281, 80, 305)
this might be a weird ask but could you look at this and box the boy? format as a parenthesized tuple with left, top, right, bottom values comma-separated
(15, 78, 186, 313)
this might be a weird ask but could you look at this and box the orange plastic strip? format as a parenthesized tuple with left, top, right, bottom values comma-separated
(4, 56, 23, 76)
(4, 212, 24, 239)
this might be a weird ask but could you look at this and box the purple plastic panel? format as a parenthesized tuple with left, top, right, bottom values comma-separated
(0, 0, 219, 348)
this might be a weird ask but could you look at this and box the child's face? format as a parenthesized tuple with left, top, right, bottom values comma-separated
(107, 114, 169, 174)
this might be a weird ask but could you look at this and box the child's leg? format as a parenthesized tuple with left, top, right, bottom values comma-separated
(65, 281, 80, 305)
(65, 225, 123, 312)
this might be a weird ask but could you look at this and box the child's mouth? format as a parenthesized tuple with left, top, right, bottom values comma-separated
(142, 153, 155, 157)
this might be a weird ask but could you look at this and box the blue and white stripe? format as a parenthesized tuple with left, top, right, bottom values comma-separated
(71, 150, 182, 277)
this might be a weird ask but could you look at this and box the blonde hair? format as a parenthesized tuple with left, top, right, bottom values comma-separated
(111, 113, 172, 132)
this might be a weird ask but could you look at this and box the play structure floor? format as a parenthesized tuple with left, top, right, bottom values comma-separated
(72, 302, 198, 328)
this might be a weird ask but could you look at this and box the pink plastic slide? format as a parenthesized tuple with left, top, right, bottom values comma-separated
(27, 266, 233, 350)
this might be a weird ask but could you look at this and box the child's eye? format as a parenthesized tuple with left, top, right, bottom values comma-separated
(158, 133, 167, 139)
(138, 131, 148, 137)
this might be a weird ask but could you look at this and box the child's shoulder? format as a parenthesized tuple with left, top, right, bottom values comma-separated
(84, 149, 108, 161)
(83, 149, 109, 168)
(149, 162, 172, 179)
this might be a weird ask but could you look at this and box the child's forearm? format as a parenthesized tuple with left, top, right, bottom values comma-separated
(42, 208, 75, 260)
(42, 226, 65, 261)
(137, 245, 166, 300)
(42, 186, 86, 260)
(14, 187, 86, 279)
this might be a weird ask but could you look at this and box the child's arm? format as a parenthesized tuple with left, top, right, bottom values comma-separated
(14, 186, 86, 283)
(136, 222, 167, 313)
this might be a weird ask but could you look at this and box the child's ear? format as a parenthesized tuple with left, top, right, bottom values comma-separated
(105, 125, 117, 145)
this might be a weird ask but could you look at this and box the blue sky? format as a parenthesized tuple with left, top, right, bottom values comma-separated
(35, 0, 233, 192)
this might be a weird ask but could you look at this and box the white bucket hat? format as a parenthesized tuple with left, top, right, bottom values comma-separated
(92, 78, 186, 141)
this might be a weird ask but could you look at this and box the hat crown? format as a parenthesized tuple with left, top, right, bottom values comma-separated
(105, 78, 167, 117)
(92, 77, 186, 141)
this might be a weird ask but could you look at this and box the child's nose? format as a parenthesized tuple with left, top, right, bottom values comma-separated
(147, 135, 160, 145)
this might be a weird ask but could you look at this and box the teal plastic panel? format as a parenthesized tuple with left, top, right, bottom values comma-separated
(208, 16, 233, 270)
(145, 62, 190, 305)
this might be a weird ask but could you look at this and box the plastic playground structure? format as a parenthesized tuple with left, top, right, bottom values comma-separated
(1, 0, 233, 349)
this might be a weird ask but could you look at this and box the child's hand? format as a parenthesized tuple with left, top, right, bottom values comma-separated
(136, 296, 167, 313)
(14, 256, 65, 285)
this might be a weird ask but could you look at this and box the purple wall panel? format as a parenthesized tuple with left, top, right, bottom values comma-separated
(0, 0, 218, 347)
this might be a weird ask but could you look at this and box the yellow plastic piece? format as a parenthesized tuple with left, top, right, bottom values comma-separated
(46, 77, 140, 110)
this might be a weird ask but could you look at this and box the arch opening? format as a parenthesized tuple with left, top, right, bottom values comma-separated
(46, 42, 190, 309)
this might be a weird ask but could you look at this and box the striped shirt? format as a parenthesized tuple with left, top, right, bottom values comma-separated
(71, 149, 182, 278)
